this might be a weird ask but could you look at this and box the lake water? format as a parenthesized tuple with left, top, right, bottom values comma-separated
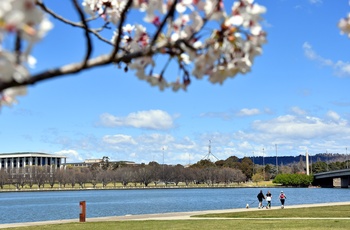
(0, 187, 349, 224)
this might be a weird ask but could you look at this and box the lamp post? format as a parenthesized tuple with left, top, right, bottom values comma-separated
(275, 144, 278, 175)
(263, 148, 265, 181)
(252, 151, 255, 175)
(347, 147, 348, 169)
(162, 147, 165, 183)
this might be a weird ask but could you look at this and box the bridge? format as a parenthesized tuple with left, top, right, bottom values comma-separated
(313, 169, 350, 188)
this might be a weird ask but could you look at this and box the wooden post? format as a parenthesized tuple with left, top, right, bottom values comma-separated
(79, 201, 86, 222)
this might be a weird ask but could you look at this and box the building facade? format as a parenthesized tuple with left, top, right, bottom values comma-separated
(0, 152, 67, 171)
(66, 159, 136, 168)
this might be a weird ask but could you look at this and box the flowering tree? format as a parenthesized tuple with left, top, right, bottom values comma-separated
(0, 0, 267, 107)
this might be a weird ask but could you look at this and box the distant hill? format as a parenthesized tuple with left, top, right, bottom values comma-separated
(248, 153, 349, 166)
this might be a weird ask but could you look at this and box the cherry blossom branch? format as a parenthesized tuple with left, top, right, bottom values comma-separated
(36, 0, 113, 46)
(0, 0, 268, 106)
(150, 0, 178, 47)
(0, 47, 156, 92)
(15, 33, 21, 65)
(72, 0, 92, 67)
(110, 0, 133, 62)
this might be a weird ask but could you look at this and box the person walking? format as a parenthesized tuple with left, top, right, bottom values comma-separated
(266, 190, 272, 209)
(257, 190, 265, 209)
(279, 191, 286, 209)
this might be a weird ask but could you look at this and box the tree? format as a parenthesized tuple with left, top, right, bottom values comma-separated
(97, 170, 112, 187)
(48, 168, 58, 188)
(172, 164, 185, 186)
(218, 167, 231, 185)
(32, 166, 48, 188)
(135, 166, 154, 187)
(239, 157, 253, 179)
(182, 167, 195, 186)
(224, 156, 240, 169)
(116, 166, 133, 187)
(312, 161, 328, 174)
(252, 173, 263, 185)
(0, 169, 8, 189)
(0, 0, 266, 107)
(273, 173, 313, 187)
(75, 167, 90, 188)
(190, 159, 216, 169)
(101, 156, 110, 171)
(56, 169, 69, 188)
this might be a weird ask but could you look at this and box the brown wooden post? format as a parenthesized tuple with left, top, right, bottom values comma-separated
(79, 201, 86, 222)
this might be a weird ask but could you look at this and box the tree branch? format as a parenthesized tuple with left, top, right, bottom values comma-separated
(0, 47, 157, 92)
(109, 0, 133, 62)
(150, 0, 178, 47)
(72, 0, 92, 68)
(36, 0, 114, 46)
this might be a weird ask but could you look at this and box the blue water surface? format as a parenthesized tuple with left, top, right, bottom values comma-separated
(0, 187, 349, 224)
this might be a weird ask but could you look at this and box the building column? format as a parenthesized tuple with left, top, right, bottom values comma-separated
(10, 158, 14, 170)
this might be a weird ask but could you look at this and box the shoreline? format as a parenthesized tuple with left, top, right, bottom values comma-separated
(0, 201, 349, 229)
(0, 184, 285, 193)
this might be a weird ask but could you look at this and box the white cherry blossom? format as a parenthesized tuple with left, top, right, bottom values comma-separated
(0, 0, 268, 107)
(339, 13, 350, 37)
(0, 86, 27, 107)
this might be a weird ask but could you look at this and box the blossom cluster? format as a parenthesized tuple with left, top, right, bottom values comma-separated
(84, 0, 267, 91)
(338, 13, 350, 38)
(0, 0, 267, 107)
(0, 0, 52, 107)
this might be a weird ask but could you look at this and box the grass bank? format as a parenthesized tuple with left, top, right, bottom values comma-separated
(6, 204, 350, 230)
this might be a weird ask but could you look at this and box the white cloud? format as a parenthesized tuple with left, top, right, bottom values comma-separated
(303, 42, 350, 77)
(200, 108, 264, 120)
(290, 106, 307, 115)
(51, 109, 350, 165)
(252, 113, 350, 140)
(136, 133, 175, 144)
(309, 0, 322, 4)
(99, 110, 174, 130)
(55, 149, 83, 162)
(326, 110, 343, 123)
(236, 108, 261, 117)
(102, 134, 137, 145)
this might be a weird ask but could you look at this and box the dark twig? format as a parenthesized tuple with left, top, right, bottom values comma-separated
(0, 46, 158, 92)
(72, 0, 92, 67)
(150, 0, 178, 47)
(109, 0, 133, 62)
(15, 32, 22, 65)
(36, 0, 113, 45)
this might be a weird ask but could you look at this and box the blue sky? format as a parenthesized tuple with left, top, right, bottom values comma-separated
(2, 0, 350, 165)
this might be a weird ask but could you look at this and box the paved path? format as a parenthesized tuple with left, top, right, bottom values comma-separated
(1, 201, 350, 229)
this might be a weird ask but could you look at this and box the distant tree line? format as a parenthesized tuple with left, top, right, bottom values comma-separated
(253, 153, 350, 166)
(0, 153, 348, 189)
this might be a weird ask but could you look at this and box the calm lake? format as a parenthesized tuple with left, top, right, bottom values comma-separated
(0, 187, 349, 224)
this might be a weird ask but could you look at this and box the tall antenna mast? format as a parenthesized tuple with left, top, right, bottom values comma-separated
(202, 140, 219, 161)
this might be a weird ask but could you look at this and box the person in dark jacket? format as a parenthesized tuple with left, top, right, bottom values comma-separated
(257, 190, 265, 209)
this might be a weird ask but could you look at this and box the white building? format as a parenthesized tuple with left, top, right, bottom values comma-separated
(0, 152, 67, 171)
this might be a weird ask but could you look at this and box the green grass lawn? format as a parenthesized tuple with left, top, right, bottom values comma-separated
(193, 205, 350, 218)
(6, 205, 350, 230)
